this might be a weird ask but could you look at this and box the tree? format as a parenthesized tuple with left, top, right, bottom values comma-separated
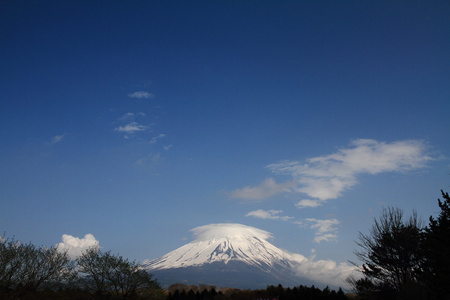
(422, 189, 450, 299)
(352, 207, 425, 299)
(0, 235, 74, 298)
(76, 247, 160, 299)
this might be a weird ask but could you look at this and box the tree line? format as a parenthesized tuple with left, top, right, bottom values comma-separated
(0, 236, 348, 300)
(166, 283, 347, 300)
(0, 241, 164, 300)
(350, 188, 450, 300)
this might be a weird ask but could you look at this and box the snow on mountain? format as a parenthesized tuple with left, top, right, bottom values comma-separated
(142, 223, 311, 288)
(143, 223, 304, 271)
(143, 223, 358, 289)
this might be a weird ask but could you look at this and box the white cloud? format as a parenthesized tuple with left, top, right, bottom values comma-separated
(56, 234, 99, 259)
(230, 178, 295, 200)
(128, 91, 154, 99)
(50, 133, 65, 144)
(246, 209, 293, 221)
(114, 122, 148, 134)
(293, 256, 358, 288)
(296, 199, 323, 208)
(164, 145, 173, 151)
(305, 218, 340, 243)
(233, 139, 431, 202)
(191, 223, 273, 241)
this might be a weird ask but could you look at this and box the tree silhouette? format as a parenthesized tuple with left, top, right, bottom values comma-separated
(76, 247, 160, 299)
(422, 189, 450, 299)
(0, 235, 74, 299)
(352, 207, 424, 299)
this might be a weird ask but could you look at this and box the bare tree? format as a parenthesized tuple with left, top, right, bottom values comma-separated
(76, 247, 160, 299)
(0, 235, 74, 298)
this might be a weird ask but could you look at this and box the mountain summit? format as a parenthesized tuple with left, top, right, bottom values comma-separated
(143, 223, 310, 289)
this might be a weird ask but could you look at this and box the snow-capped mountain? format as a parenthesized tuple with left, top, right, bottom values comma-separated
(143, 223, 311, 289)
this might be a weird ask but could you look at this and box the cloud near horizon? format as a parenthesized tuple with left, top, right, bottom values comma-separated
(292, 254, 358, 288)
(231, 139, 431, 202)
(56, 233, 99, 259)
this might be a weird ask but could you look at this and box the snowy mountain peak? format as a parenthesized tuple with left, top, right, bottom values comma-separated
(143, 223, 301, 271)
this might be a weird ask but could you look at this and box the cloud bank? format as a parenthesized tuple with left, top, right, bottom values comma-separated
(232, 139, 431, 201)
(56, 233, 99, 259)
(292, 254, 358, 288)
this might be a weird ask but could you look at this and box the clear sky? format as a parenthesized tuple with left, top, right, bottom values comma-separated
(1, 0, 449, 286)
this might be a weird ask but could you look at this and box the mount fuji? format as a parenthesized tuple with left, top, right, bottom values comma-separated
(143, 223, 315, 289)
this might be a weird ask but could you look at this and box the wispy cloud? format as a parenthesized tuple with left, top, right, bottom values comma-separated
(230, 178, 295, 200)
(50, 133, 65, 144)
(246, 209, 293, 221)
(150, 133, 166, 144)
(114, 122, 148, 134)
(303, 218, 340, 243)
(296, 199, 323, 208)
(232, 139, 431, 202)
(56, 233, 99, 259)
(128, 91, 154, 99)
(120, 112, 146, 120)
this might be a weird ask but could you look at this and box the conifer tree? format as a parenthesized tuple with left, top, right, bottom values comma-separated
(423, 189, 450, 299)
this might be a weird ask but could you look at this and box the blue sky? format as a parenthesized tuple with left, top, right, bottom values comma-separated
(1, 0, 449, 286)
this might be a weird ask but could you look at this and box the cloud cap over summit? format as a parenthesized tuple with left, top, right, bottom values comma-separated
(191, 223, 273, 241)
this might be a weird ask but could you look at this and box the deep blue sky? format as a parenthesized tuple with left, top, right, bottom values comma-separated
(1, 0, 449, 287)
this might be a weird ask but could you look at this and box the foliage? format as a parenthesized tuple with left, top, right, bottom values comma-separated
(167, 283, 347, 300)
(422, 189, 450, 299)
(352, 206, 424, 297)
(351, 186, 450, 299)
(76, 247, 161, 299)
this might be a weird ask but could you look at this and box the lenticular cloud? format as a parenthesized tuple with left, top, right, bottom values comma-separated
(191, 223, 273, 241)
(56, 233, 99, 258)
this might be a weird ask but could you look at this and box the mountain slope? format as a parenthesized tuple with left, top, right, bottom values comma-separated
(143, 223, 309, 288)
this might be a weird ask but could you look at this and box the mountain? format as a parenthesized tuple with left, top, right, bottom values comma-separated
(143, 223, 313, 289)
